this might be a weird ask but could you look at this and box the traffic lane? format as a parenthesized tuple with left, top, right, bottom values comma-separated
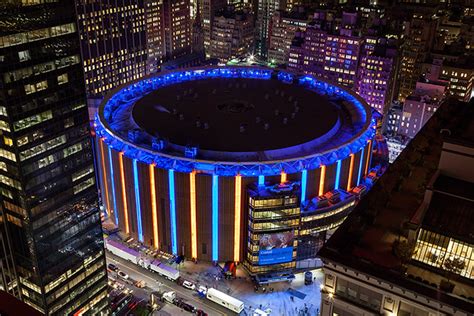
(106, 253, 229, 316)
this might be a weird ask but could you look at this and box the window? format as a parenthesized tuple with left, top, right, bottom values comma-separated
(13, 110, 53, 132)
(18, 50, 30, 62)
(57, 73, 68, 85)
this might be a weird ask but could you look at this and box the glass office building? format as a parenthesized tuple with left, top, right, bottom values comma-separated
(0, 1, 108, 314)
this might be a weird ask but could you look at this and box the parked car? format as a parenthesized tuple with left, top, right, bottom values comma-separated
(196, 310, 208, 316)
(108, 263, 119, 272)
(118, 271, 129, 280)
(182, 280, 196, 290)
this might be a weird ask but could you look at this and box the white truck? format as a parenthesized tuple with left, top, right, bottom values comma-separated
(149, 260, 180, 281)
(105, 239, 139, 263)
(206, 288, 244, 314)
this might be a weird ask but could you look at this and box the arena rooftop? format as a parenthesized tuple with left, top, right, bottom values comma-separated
(96, 67, 375, 176)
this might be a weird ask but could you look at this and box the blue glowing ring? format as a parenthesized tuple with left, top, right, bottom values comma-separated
(96, 67, 375, 177)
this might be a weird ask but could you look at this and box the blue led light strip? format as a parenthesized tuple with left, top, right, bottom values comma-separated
(357, 147, 364, 186)
(300, 169, 307, 203)
(168, 169, 178, 254)
(335, 160, 342, 190)
(258, 175, 265, 186)
(108, 147, 118, 225)
(133, 159, 144, 242)
(212, 174, 219, 261)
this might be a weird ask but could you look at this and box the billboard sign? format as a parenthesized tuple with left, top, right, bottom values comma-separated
(258, 231, 294, 265)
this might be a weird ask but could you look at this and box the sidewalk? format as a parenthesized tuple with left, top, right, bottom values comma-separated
(177, 261, 323, 315)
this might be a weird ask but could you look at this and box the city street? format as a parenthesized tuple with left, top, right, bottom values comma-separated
(107, 252, 324, 315)
(106, 253, 230, 315)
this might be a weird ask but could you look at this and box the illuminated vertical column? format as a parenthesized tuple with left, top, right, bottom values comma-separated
(212, 174, 219, 261)
(99, 139, 110, 216)
(133, 159, 143, 242)
(357, 147, 364, 186)
(280, 171, 287, 183)
(108, 147, 118, 225)
(149, 164, 159, 249)
(234, 175, 242, 262)
(346, 154, 355, 191)
(190, 171, 197, 259)
(365, 139, 372, 176)
(168, 169, 178, 255)
(334, 160, 342, 190)
(300, 169, 307, 203)
(118, 152, 130, 234)
(318, 165, 326, 196)
(258, 175, 265, 186)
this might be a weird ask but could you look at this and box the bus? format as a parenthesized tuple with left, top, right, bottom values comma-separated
(206, 288, 244, 314)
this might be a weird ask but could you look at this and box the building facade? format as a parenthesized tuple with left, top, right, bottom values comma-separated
(267, 9, 309, 66)
(209, 8, 254, 62)
(0, 1, 108, 314)
(163, 0, 192, 60)
(397, 14, 437, 102)
(319, 101, 474, 316)
(255, 0, 285, 58)
(76, 0, 149, 98)
(356, 38, 397, 115)
(200, 0, 227, 54)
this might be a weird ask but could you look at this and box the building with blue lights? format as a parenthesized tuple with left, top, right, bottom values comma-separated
(94, 66, 377, 266)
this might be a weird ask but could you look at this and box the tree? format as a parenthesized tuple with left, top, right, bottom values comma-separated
(443, 257, 465, 282)
(393, 240, 416, 265)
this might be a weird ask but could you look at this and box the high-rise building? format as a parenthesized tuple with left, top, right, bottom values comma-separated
(76, 0, 150, 99)
(255, 0, 286, 58)
(145, 0, 165, 75)
(192, 0, 205, 55)
(209, 7, 254, 62)
(163, 0, 192, 60)
(356, 37, 397, 115)
(318, 100, 473, 316)
(0, 1, 108, 314)
(397, 14, 437, 101)
(439, 57, 473, 103)
(201, 0, 227, 54)
(288, 12, 363, 88)
(268, 8, 309, 66)
(400, 78, 447, 138)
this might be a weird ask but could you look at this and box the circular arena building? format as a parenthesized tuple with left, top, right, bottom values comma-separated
(95, 67, 376, 275)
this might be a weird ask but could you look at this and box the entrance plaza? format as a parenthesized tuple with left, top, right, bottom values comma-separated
(175, 260, 323, 315)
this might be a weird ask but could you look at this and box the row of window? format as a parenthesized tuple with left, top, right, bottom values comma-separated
(0, 23, 76, 48)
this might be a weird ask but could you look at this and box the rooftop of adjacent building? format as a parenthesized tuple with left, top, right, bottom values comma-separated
(0, 291, 43, 316)
(418, 174, 474, 243)
(319, 97, 474, 312)
(247, 181, 300, 199)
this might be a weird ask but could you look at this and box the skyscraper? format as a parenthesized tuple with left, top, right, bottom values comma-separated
(255, 0, 285, 58)
(356, 37, 398, 115)
(397, 14, 437, 101)
(0, 1, 108, 314)
(268, 8, 309, 66)
(210, 7, 254, 62)
(201, 0, 227, 54)
(76, 0, 150, 99)
(163, 0, 192, 60)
